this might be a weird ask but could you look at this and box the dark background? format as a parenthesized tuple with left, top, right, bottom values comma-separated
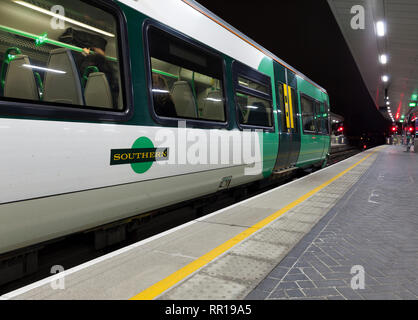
(196, 0, 390, 144)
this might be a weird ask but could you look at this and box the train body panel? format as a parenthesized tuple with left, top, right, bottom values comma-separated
(0, 163, 261, 255)
(0, 118, 262, 205)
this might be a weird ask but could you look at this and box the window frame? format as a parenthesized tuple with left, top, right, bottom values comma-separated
(290, 87, 300, 134)
(232, 60, 274, 132)
(276, 81, 288, 133)
(143, 19, 229, 129)
(300, 93, 322, 135)
(323, 101, 330, 135)
(317, 102, 329, 135)
(0, 0, 133, 122)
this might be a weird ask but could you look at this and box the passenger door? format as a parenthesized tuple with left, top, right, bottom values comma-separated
(274, 81, 300, 170)
(287, 85, 301, 166)
(274, 81, 292, 170)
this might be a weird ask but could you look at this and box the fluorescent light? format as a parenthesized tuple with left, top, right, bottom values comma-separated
(376, 21, 386, 37)
(246, 105, 259, 109)
(152, 89, 169, 93)
(205, 98, 223, 102)
(382, 75, 389, 82)
(23, 64, 66, 74)
(14, 1, 115, 38)
(379, 54, 388, 64)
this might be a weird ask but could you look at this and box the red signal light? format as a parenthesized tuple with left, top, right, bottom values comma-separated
(391, 126, 397, 132)
(363, 145, 367, 149)
(409, 127, 414, 132)
(337, 126, 344, 132)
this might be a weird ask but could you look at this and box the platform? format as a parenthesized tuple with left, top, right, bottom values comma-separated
(1, 145, 416, 300)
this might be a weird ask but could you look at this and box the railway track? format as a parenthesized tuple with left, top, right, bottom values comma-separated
(328, 144, 361, 165)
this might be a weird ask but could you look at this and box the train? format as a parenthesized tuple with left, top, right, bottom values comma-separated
(0, 0, 331, 270)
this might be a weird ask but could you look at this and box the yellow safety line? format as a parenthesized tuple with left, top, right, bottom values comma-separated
(130, 148, 380, 300)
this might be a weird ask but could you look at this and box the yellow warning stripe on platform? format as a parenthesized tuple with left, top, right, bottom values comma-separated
(130, 148, 380, 300)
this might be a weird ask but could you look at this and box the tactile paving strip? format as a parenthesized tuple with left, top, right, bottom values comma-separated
(160, 274, 248, 300)
(229, 240, 288, 262)
(251, 228, 304, 246)
(200, 254, 273, 285)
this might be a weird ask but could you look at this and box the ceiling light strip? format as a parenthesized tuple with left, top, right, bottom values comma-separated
(0, 24, 117, 62)
(14, 1, 115, 38)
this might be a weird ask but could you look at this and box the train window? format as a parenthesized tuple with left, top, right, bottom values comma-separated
(232, 61, 273, 129)
(290, 87, 299, 133)
(235, 92, 272, 127)
(322, 116, 329, 134)
(301, 95, 317, 133)
(314, 102, 321, 132)
(322, 102, 330, 134)
(238, 76, 269, 95)
(0, 0, 126, 112)
(147, 26, 226, 122)
(277, 82, 287, 132)
(319, 103, 329, 134)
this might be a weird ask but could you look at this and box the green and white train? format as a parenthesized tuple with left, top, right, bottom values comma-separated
(0, 0, 330, 257)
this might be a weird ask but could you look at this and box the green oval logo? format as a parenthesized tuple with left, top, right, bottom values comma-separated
(130, 136, 155, 174)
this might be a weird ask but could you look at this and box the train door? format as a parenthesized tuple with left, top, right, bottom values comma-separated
(273, 66, 301, 170)
(274, 81, 292, 170)
(287, 72, 301, 166)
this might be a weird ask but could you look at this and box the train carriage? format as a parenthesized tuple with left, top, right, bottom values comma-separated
(0, 0, 330, 258)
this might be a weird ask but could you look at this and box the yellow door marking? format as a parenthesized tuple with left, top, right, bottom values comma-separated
(130, 148, 381, 300)
(288, 86, 294, 129)
(283, 84, 290, 129)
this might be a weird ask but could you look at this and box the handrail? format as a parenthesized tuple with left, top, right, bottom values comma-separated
(0, 25, 117, 62)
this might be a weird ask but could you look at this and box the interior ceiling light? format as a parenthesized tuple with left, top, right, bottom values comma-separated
(382, 75, 389, 82)
(23, 64, 65, 74)
(14, 1, 115, 38)
(152, 89, 169, 93)
(379, 54, 388, 64)
(376, 21, 386, 37)
(386, 101, 390, 105)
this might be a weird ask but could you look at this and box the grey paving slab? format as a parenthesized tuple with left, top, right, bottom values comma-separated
(247, 145, 418, 300)
(16, 250, 193, 300)
(200, 204, 276, 227)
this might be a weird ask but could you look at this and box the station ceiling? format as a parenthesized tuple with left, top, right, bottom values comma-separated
(328, 0, 418, 122)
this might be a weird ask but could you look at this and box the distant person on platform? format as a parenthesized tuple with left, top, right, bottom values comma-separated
(405, 132, 412, 152)
(59, 27, 119, 107)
